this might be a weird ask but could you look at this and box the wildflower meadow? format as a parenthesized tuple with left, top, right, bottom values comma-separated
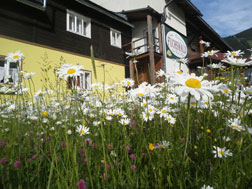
(1, 47, 252, 188)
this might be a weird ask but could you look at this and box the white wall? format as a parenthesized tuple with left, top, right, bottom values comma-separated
(91, 0, 186, 36)
(131, 20, 159, 54)
(92, 0, 165, 13)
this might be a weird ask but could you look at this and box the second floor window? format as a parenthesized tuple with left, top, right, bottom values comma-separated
(110, 29, 121, 48)
(66, 10, 91, 38)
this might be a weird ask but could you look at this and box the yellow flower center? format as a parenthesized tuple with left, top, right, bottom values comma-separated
(145, 114, 149, 118)
(223, 89, 229, 94)
(177, 70, 182, 74)
(205, 101, 209, 105)
(149, 143, 154, 151)
(185, 78, 202, 88)
(38, 92, 43, 96)
(248, 92, 252, 95)
(168, 118, 171, 121)
(13, 55, 19, 59)
(67, 68, 76, 74)
(170, 97, 174, 100)
(231, 52, 236, 56)
(159, 145, 166, 148)
(233, 125, 238, 129)
(218, 150, 224, 155)
(161, 110, 166, 113)
(191, 102, 196, 105)
(142, 103, 147, 107)
(118, 113, 122, 116)
(127, 81, 131, 86)
(149, 108, 153, 112)
(138, 93, 144, 96)
(7, 90, 13, 93)
(81, 130, 85, 134)
(208, 52, 213, 55)
(42, 111, 48, 117)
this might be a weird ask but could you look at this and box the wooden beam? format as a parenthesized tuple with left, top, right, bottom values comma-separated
(157, 23, 163, 54)
(147, 14, 156, 85)
(157, 23, 163, 70)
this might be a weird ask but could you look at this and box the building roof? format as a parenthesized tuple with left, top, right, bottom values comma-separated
(75, 0, 134, 28)
(186, 15, 233, 51)
(120, 6, 162, 22)
(175, 0, 202, 17)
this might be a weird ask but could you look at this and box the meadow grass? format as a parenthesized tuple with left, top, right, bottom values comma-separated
(0, 54, 252, 189)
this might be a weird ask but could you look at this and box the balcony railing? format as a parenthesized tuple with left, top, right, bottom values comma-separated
(123, 36, 161, 56)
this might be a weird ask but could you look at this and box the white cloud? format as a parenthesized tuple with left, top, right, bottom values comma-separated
(191, 0, 252, 37)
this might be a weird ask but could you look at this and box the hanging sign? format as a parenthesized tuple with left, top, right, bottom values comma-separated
(165, 25, 188, 59)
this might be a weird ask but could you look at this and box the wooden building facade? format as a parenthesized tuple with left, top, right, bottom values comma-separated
(0, 0, 133, 92)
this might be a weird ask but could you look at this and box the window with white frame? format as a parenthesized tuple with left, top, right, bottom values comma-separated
(110, 28, 121, 48)
(66, 10, 91, 38)
(0, 57, 19, 85)
(68, 70, 92, 90)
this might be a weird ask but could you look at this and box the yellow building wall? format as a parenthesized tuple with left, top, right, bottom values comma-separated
(0, 36, 125, 94)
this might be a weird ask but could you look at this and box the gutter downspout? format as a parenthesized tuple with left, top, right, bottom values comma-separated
(161, 0, 174, 73)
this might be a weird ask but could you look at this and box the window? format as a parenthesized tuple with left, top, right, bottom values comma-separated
(110, 29, 121, 48)
(66, 10, 91, 38)
(0, 57, 19, 85)
(16, 0, 46, 10)
(68, 70, 92, 90)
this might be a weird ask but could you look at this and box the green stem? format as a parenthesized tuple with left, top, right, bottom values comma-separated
(183, 93, 191, 159)
(134, 61, 139, 85)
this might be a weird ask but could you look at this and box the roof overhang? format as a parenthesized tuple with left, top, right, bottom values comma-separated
(175, 0, 202, 17)
(75, 0, 134, 28)
(120, 6, 162, 22)
(186, 15, 233, 51)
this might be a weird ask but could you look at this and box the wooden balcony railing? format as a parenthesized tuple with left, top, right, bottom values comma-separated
(123, 35, 161, 56)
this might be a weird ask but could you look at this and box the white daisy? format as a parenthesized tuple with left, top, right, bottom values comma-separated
(207, 63, 225, 69)
(166, 114, 176, 124)
(5, 51, 24, 63)
(119, 118, 130, 125)
(225, 50, 244, 57)
(158, 107, 169, 118)
(155, 140, 170, 149)
(201, 184, 214, 189)
(121, 78, 135, 88)
(76, 125, 90, 136)
(213, 146, 232, 158)
(57, 64, 84, 80)
(34, 89, 47, 99)
(173, 73, 214, 101)
(201, 50, 219, 58)
(199, 40, 210, 47)
(142, 112, 154, 122)
(228, 118, 245, 132)
(222, 56, 252, 67)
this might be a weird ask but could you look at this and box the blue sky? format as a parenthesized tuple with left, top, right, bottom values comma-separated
(190, 0, 252, 37)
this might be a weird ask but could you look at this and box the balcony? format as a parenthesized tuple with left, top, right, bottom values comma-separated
(123, 35, 161, 56)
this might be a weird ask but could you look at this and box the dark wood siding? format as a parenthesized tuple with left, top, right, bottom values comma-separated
(0, 0, 132, 64)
